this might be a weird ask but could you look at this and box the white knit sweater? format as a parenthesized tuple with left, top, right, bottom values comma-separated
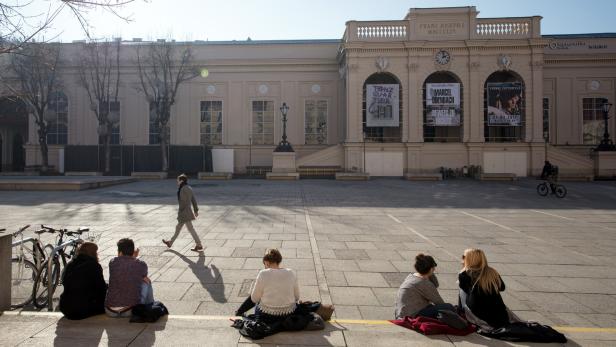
(250, 268, 299, 316)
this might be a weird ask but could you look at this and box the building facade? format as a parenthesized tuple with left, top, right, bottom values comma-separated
(1, 6, 615, 176)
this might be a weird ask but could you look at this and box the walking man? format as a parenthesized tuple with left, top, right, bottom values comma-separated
(163, 174, 203, 252)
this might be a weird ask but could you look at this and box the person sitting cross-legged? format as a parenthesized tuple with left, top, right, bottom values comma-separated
(395, 253, 456, 319)
(105, 238, 154, 318)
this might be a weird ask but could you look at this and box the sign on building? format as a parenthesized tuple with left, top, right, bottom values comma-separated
(487, 82, 523, 126)
(366, 84, 399, 127)
(426, 83, 460, 126)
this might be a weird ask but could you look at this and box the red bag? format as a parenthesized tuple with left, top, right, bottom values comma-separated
(390, 316, 476, 336)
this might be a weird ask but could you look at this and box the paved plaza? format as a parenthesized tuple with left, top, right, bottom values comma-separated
(2, 178, 616, 346)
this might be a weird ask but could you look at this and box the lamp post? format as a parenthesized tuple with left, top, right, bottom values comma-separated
(543, 130, 549, 162)
(274, 102, 293, 152)
(596, 99, 615, 151)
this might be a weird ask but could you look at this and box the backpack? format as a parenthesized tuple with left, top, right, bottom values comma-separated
(390, 316, 476, 336)
(237, 319, 275, 340)
(479, 321, 567, 343)
(130, 301, 169, 323)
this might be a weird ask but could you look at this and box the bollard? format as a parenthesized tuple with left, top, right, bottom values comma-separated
(0, 233, 11, 311)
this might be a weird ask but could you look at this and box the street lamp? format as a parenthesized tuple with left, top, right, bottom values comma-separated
(596, 99, 615, 151)
(274, 102, 294, 152)
(543, 130, 549, 162)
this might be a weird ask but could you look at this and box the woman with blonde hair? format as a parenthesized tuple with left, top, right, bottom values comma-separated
(458, 248, 508, 328)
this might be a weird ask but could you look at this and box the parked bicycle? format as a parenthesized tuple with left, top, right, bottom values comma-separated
(32, 225, 89, 309)
(10, 224, 48, 308)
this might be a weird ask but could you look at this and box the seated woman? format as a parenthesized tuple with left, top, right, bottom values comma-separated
(395, 253, 455, 319)
(59, 242, 108, 320)
(458, 248, 508, 328)
(235, 249, 300, 323)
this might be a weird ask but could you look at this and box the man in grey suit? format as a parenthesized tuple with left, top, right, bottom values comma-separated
(163, 174, 203, 252)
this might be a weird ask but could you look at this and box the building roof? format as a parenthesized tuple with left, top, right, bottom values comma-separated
(543, 33, 616, 39)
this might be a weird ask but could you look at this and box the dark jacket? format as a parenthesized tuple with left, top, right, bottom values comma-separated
(458, 270, 508, 328)
(177, 185, 198, 223)
(59, 254, 107, 320)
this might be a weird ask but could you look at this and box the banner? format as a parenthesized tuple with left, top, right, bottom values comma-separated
(366, 84, 399, 127)
(487, 82, 523, 126)
(426, 83, 460, 126)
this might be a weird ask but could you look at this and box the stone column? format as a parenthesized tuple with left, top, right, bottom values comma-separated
(0, 233, 11, 311)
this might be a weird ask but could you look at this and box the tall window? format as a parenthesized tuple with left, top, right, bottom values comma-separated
(484, 71, 525, 142)
(46, 91, 68, 145)
(423, 72, 463, 142)
(583, 98, 605, 144)
(200, 100, 223, 145)
(362, 73, 403, 143)
(99, 101, 121, 144)
(542, 97, 550, 141)
(251, 100, 274, 145)
(305, 100, 327, 144)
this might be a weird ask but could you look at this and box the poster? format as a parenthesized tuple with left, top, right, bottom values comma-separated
(366, 84, 399, 127)
(487, 82, 524, 126)
(426, 83, 460, 126)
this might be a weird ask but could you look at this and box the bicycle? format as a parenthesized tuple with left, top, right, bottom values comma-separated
(10, 224, 48, 308)
(537, 180, 567, 198)
(31, 225, 89, 309)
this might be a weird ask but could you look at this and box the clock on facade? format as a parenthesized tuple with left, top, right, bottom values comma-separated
(435, 50, 451, 65)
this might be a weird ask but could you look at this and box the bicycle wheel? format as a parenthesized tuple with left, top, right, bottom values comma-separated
(32, 256, 61, 309)
(555, 185, 567, 198)
(11, 258, 38, 308)
(536, 183, 549, 196)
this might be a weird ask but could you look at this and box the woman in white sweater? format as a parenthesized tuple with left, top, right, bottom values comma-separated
(235, 249, 300, 323)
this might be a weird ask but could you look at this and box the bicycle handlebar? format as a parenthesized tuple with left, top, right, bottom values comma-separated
(11, 225, 31, 237)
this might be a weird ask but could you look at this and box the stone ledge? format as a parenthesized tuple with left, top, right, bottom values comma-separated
(198, 172, 232, 180)
(404, 173, 442, 181)
(559, 174, 594, 182)
(65, 171, 103, 176)
(130, 172, 168, 180)
(335, 172, 370, 181)
(266, 172, 300, 180)
(480, 173, 517, 181)
(0, 171, 40, 176)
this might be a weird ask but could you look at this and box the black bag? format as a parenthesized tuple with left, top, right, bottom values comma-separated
(436, 309, 469, 330)
(130, 301, 169, 323)
(282, 313, 310, 331)
(479, 321, 567, 343)
(236, 319, 275, 340)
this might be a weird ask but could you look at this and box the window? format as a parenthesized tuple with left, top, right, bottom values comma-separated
(46, 91, 68, 145)
(200, 100, 223, 145)
(582, 98, 605, 144)
(362, 73, 403, 143)
(423, 72, 463, 142)
(251, 100, 274, 145)
(543, 98, 550, 141)
(305, 100, 327, 144)
(484, 71, 525, 142)
(99, 101, 121, 144)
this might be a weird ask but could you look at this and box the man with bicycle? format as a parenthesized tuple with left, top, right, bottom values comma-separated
(540, 161, 558, 194)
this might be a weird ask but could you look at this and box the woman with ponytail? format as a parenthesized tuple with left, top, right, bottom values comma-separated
(459, 248, 508, 328)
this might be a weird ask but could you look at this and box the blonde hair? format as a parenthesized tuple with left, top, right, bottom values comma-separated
(462, 248, 502, 294)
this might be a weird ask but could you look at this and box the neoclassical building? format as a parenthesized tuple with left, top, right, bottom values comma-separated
(1, 6, 615, 177)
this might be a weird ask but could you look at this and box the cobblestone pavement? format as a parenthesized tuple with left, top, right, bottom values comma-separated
(2, 178, 616, 346)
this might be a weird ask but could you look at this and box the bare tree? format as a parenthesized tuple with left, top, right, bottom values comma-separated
(0, 0, 139, 54)
(76, 39, 121, 174)
(1, 42, 62, 171)
(136, 41, 198, 172)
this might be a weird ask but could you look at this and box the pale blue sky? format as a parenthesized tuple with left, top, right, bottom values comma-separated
(31, 0, 616, 41)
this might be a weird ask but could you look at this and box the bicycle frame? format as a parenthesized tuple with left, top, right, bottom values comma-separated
(44, 238, 83, 311)
(12, 237, 45, 270)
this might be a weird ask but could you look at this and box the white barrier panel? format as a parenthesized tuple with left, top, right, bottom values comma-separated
(212, 149, 234, 173)
(483, 152, 527, 177)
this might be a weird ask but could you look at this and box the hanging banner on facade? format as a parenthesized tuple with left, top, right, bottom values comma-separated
(426, 83, 460, 126)
(366, 84, 399, 127)
(487, 82, 523, 126)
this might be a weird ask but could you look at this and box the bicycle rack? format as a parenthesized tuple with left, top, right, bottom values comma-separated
(12, 237, 44, 270)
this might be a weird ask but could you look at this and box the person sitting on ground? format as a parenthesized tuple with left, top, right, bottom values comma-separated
(59, 242, 107, 320)
(458, 248, 508, 328)
(395, 253, 455, 319)
(235, 249, 300, 323)
(105, 238, 154, 318)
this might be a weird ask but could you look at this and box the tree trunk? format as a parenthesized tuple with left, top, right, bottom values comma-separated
(161, 137, 168, 172)
(104, 127, 112, 174)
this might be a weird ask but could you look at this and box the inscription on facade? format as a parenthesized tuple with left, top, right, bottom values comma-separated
(419, 22, 465, 35)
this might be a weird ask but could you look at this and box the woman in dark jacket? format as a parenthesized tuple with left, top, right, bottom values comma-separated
(458, 248, 509, 328)
(59, 242, 107, 320)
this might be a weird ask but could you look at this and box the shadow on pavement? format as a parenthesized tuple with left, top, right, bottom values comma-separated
(166, 249, 226, 303)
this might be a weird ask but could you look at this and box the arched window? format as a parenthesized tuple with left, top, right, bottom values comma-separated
(423, 72, 463, 142)
(362, 73, 403, 143)
(484, 71, 525, 142)
(46, 91, 68, 145)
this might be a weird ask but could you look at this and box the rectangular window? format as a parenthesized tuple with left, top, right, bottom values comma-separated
(582, 98, 604, 144)
(251, 100, 274, 145)
(99, 101, 121, 144)
(200, 101, 223, 145)
(46, 92, 68, 145)
(542, 97, 550, 141)
(305, 100, 328, 144)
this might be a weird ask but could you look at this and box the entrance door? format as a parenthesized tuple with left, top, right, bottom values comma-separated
(12, 134, 25, 171)
(366, 151, 404, 176)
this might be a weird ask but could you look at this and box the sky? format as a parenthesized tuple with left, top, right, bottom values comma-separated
(24, 0, 616, 42)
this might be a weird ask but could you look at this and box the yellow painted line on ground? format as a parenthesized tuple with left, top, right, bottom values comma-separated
(4, 311, 616, 333)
